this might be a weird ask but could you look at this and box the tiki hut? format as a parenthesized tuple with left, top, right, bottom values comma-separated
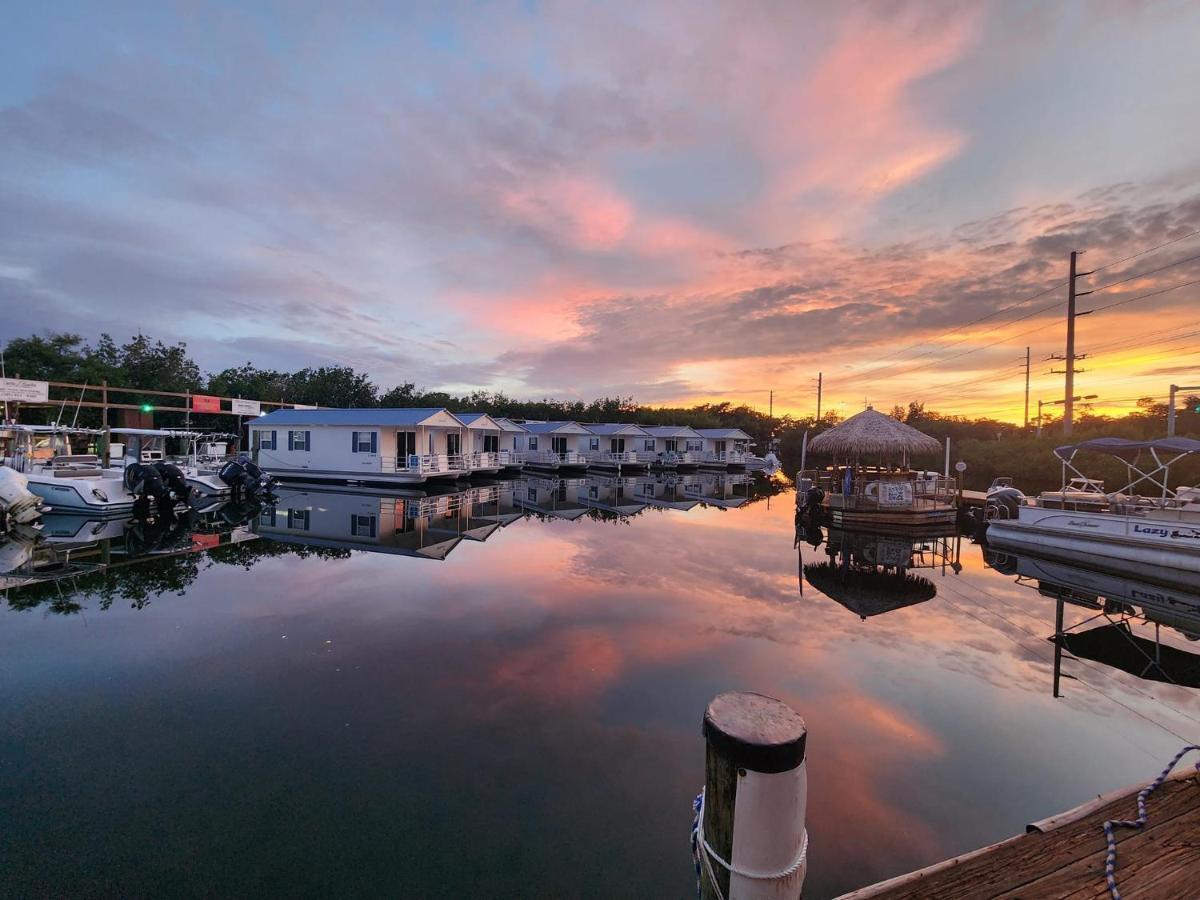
(802, 408, 955, 529)
(808, 407, 942, 461)
(803, 562, 936, 620)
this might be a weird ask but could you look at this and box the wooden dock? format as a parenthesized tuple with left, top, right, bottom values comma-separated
(836, 771, 1200, 899)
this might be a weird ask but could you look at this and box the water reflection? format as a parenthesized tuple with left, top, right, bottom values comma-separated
(799, 524, 963, 620)
(991, 546, 1200, 693)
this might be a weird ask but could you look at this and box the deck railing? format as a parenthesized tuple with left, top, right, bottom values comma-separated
(467, 451, 502, 470)
(380, 453, 469, 475)
(582, 450, 642, 465)
(700, 450, 748, 465)
(800, 469, 957, 510)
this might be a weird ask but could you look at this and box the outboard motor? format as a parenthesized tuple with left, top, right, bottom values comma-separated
(0, 467, 45, 527)
(219, 456, 277, 503)
(124, 462, 176, 520)
(797, 485, 825, 526)
(153, 461, 193, 505)
(985, 487, 1026, 522)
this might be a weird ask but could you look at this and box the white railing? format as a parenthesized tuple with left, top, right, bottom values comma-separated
(558, 450, 587, 465)
(582, 450, 642, 465)
(517, 449, 561, 467)
(382, 453, 469, 474)
(701, 450, 748, 465)
(467, 451, 502, 470)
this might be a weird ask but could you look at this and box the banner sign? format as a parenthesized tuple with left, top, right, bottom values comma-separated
(0, 378, 50, 403)
(191, 394, 221, 413)
(231, 398, 261, 416)
(291, 403, 319, 410)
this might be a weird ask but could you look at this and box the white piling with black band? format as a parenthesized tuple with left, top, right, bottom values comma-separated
(698, 691, 807, 900)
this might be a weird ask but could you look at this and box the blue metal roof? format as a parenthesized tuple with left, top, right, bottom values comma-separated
(582, 423, 650, 436)
(643, 425, 703, 438)
(695, 428, 753, 440)
(251, 408, 459, 427)
(520, 420, 588, 434)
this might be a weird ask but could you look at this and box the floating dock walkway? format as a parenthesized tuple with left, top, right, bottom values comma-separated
(836, 770, 1200, 899)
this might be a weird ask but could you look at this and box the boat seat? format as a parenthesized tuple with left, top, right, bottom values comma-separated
(52, 467, 104, 478)
(53, 454, 100, 466)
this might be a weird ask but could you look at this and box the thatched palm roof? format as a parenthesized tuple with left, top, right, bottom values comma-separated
(808, 408, 942, 457)
(804, 562, 937, 619)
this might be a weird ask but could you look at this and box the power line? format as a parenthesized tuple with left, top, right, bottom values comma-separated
(1085, 251, 1200, 295)
(1090, 228, 1200, 273)
(1084, 278, 1200, 315)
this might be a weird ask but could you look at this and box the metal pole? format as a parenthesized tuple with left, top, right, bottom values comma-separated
(1023, 346, 1031, 430)
(816, 372, 822, 422)
(944, 436, 950, 478)
(1064, 251, 1076, 437)
(1168, 384, 1178, 437)
(1037, 399, 1043, 438)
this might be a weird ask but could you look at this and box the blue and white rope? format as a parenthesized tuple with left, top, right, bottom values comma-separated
(1102, 745, 1200, 900)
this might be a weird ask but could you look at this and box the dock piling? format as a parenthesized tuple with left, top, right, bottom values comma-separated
(699, 691, 807, 900)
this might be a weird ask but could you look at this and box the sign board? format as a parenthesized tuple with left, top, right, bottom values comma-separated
(955, 461, 967, 473)
(0, 378, 49, 403)
(191, 394, 221, 413)
(291, 403, 319, 410)
(230, 398, 261, 416)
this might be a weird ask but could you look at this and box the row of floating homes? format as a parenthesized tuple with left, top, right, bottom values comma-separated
(247, 408, 757, 486)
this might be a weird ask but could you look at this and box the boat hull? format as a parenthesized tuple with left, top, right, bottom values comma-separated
(988, 507, 1200, 575)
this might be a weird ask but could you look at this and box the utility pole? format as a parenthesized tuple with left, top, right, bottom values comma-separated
(1023, 346, 1031, 431)
(1168, 383, 1200, 436)
(769, 390, 773, 421)
(1052, 251, 1093, 436)
(816, 372, 822, 422)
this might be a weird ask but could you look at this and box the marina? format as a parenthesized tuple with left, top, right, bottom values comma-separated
(4, 472, 1200, 897)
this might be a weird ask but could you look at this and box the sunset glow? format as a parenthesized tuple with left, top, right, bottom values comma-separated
(3, 2, 1199, 420)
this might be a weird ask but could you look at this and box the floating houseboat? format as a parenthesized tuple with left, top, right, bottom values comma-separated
(454, 412, 507, 476)
(248, 408, 471, 486)
(491, 418, 528, 471)
(694, 428, 753, 467)
(800, 408, 956, 530)
(580, 423, 651, 469)
(514, 422, 590, 470)
(986, 436, 1200, 576)
(641, 426, 705, 468)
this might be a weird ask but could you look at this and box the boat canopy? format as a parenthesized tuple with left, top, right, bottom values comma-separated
(1, 424, 105, 434)
(1054, 436, 1200, 461)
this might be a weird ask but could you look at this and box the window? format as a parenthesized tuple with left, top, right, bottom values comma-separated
(610, 438, 625, 453)
(513, 436, 519, 450)
(527, 486, 537, 502)
(588, 437, 600, 451)
(528, 437, 539, 450)
(643, 439, 656, 452)
(259, 509, 276, 527)
(350, 514, 377, 538)
(288, 430, 310, 451)
(287, 509, 310, 530)
(588, 485, 599, 499)
(687, 440, 703, 452)
(351, 431, 377, 454)
(484, 434, 499, 453)
(256, 430, 277, 450)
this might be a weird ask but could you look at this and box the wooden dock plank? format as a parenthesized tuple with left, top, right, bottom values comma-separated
(838, 775, 1200, 899)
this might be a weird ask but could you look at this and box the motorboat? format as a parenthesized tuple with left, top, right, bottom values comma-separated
(986, 436, 1200, 576)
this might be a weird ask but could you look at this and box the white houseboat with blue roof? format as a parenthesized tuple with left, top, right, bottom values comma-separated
(492, 418, 529, 471)
(694, 428, 752, 467)
(581, 423, 651, 469)
(642, 425, 705, 468)
(514, 422, 590, 470)
(248, 408, 470, 485)
(455, 412, 507, 476)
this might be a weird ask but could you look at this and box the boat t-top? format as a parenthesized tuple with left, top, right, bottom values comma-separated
(986, 436, 1200, 575)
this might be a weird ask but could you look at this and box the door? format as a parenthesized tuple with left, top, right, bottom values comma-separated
(398, 431, 416, 467)
(610, 438, 625, 453)
(552, 436, 568, 455)
(447, 432, 461, 456)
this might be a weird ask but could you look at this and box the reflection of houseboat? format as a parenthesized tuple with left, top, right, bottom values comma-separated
(512, 476, 591, 520)
(257, 488, 501, 560)
(801, 408, 956, 531)
(513, 422, 590, 470)
(249, 408, 471, 486)
(694, 428, 752, 468)
(630, 472, 700, 511)
(641, 426, 705, 468)
(580, 424, 651, 469)
(576, 474, 648, 517)
(681, 472, 753, 508)
(987, 437, 1200, 576)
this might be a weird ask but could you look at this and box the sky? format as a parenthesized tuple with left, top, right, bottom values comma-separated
(2, 0, 1200, 422)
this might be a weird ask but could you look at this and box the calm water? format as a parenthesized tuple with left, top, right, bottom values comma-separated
(3, 474, 1198, 898)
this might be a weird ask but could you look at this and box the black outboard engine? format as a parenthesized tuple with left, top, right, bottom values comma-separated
(124, 462, 176, 520)
(798, 485, 825, 526)
(153, 461, 192, 505)
(985, 487, 1025, 522)
(219, 456, 277, 503)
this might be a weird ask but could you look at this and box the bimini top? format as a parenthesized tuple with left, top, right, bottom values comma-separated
(695, 427, 753, 440)
(582, 423, 650, 436)
(519, 421, 591, 435)
(252, 408, 462, 427)
(1054, 436, 1200, 461)
(642, 425, 704, 439)
(455, 412, 503, 430)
